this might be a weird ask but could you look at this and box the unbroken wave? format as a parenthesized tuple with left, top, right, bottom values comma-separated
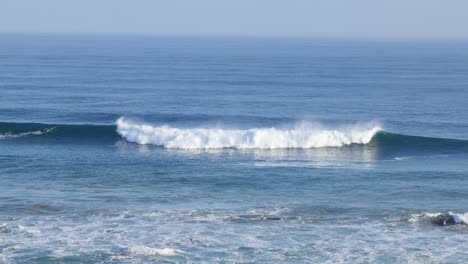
(0, 121, 118, 142)
(116, 118, 381, 149)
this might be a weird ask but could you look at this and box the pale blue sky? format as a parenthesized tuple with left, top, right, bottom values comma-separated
(2, 0, 468, 38)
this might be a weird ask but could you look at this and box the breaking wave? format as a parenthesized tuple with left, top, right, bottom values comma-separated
(2, 118, 468, 155)
(115, 118, 381, 149)
(409, 212, 468, 226)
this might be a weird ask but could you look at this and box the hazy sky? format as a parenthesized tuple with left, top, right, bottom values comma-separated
(2, 0, 468, 38)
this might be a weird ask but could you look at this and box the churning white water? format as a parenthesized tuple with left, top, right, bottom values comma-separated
(116, 117, 381, 149)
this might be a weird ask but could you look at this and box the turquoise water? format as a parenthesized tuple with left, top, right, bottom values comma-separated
(1, 35, 468, 263)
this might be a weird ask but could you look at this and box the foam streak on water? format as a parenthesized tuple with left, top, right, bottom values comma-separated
(0, 128, 54, 139)
(116, 118, 381, 149)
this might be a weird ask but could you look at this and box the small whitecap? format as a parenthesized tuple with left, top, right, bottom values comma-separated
(129, 246, 182, 257)
(18, 225, 41, 234)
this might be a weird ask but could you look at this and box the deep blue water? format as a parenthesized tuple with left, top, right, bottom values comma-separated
(1, 34, 468, 263)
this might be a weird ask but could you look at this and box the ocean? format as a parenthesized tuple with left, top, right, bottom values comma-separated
(1, 34, 468, 263)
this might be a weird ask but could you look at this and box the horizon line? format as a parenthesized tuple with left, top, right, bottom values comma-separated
(2, 31, 468, 42)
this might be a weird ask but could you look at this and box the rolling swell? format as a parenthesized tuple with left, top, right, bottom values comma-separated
(370, 130, 468, 154)
(0, 121, 119, 142)
(1, 120, 468, 154)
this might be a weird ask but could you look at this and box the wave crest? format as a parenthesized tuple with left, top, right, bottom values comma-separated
(409, 212, 468, 226)
(116, 118, 381, 149)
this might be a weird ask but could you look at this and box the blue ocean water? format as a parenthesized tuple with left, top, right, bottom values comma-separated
(1, 34, 468, 263)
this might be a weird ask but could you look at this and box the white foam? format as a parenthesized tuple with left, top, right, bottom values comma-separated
(18, 225, 41, 234)
(3, 208, 468, 263)
(450, 212, 468, 224)
(116, 118, 381, 149)
(0, 128, 54, 139)
(408, 212, 439, 223)
(394, 156, 410, 161)
(129, 246, 181, 257)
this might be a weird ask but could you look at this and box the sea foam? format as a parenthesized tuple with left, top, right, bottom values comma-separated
(0, 128, 54, 139)
(116, 117, 381, 149)
(129, 246, 181, 257)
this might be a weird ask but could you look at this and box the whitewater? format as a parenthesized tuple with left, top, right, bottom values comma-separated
(116, 118, 382, 149)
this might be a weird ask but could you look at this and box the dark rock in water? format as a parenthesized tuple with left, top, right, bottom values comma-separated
(430, 213, 456, 226)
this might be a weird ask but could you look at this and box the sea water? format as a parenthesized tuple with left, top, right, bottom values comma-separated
(1, 34, 468, 263)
